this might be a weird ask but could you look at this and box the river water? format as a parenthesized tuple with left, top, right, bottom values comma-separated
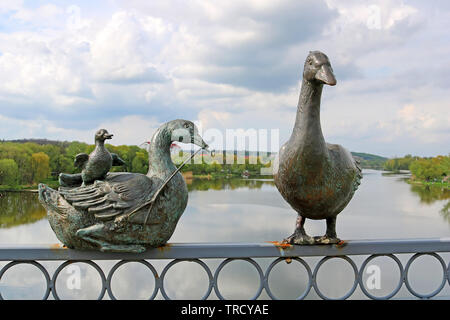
(0, 170, 449, 299)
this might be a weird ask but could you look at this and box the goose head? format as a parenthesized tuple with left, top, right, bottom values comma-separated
(95, 129, 113, 143)
(303, 51, 336, 86)
(169, 119, 209, 150)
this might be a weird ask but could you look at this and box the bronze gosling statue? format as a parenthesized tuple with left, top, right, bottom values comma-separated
(59, 129, 125, 187)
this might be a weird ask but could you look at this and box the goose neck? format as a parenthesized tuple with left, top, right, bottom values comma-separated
(289, 78, 328, 160)
(95, 140, 105, 147)
(292, 79, 326, 139)
(147, 126, 176, 177)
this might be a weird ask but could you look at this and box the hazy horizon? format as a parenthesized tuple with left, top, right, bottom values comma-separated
(4, 137, 445, 159)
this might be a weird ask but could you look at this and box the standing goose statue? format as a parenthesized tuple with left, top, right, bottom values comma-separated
(39, 120, 208, 253)
(59, 129, 125, 187)
(274, 51, 362, 245)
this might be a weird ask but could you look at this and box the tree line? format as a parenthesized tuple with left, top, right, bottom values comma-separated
(384, 154, 449, 182)
(0, 141, 148, 188)
(180, 155, 271, 178)
(0, 139, 447, 188)
(0, 141, 271, 188)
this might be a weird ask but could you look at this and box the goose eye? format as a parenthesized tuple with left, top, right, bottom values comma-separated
(183, 123, 190, 129)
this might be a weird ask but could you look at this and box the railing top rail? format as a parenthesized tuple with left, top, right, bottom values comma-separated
(1, 238, 449, 261)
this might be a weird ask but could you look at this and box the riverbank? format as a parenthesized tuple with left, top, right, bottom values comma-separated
(407, 179, 449, 189)
(381, 169, 449, 189)
(0, 174, 265, 192)
(0, 179, 59, 192)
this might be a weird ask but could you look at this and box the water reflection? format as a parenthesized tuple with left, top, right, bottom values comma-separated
(408, 184, 450, 224)
(0, 192, 46, 228)
(186, 177, 274, 191)
(441, 202, 450, 223)
(0, 171, 449, 299)
(409, 184, 450, 204)
(0, 179, 276, 230)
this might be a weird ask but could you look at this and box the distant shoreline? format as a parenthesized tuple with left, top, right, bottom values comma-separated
(2, 169, 447, 194)
(407, 179, 449, 189)
(0, 188, 38, 193)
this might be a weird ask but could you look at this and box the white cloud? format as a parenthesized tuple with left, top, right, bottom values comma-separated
(0, 113, 160, 146)
(392, 104, 449, 143)
(12, 4, 63, 23)
(0, 0, 448, 157)
(0, 113, 92, 142)
(0, 1, 22, 13)
(325, 0, 419, 31)
(90, 11, 170, 83)
(97, 115, 160, 146)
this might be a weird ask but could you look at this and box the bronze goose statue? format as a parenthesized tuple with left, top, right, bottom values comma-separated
(39, 120, 208, 253)
(274, 51, 362, 245)
(59, 129, 125, 187)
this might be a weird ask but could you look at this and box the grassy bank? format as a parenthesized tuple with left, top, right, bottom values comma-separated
(407, 179, 449, 189)
(0, 178, 59, 192)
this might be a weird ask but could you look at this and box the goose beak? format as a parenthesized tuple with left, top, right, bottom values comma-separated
(192, 133, 209, 151)
(104, 133, 113, 139)
(315, 64, 336, 86)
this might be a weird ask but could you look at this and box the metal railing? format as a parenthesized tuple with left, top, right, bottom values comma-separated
(0, 238, 449, 300)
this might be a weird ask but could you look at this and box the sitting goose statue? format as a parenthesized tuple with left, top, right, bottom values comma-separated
(59, 129, 125, 187)
(39, 120, 208, 253)
(274, 51, 362, 245)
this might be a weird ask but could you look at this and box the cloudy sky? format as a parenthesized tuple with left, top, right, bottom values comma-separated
(0, 0, 448, 157)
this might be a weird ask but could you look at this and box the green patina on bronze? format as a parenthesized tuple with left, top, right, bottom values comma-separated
(273, 51, 362, 245)
(58, 129, 125, 187)
(38, 120, 208, 253)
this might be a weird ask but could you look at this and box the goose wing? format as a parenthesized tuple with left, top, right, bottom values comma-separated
(59, 173, 82, 188)
(74, 153, 89, 168)
(111, 153, 126, 166)
(59, 172, 162, 223)
(352, 156, 363, 192)
(327, 143, 362, 192)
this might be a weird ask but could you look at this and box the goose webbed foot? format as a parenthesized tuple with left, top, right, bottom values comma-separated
(76, 223, 147, 253)
(283, 232, 315, 245)
(313, 235, 341, 245)
(314, 217, 340, 244)
(283, 214, 315, 245)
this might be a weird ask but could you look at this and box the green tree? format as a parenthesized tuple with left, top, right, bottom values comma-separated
(57, 155, 75, 174)
(131, 151, 148, 174)
(410, 156, 448, 182)
(65, 141, 89, 159)
(42, 144, 63, 175)
(31, 152, 50, 183)
(0, 143, 33, 184)
(384, 155, 419, 172)
(0, 159, 19, 186)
